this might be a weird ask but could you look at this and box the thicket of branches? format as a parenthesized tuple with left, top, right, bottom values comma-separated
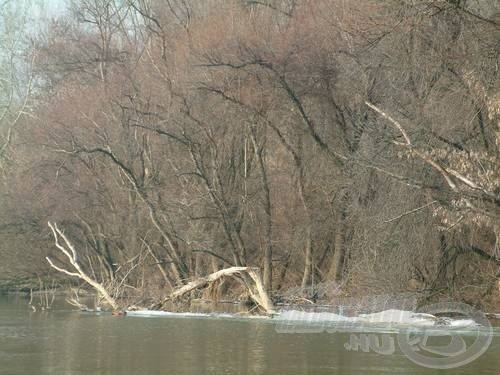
(0, 0, 498, 309)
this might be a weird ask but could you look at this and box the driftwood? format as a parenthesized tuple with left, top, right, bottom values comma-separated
(47, 221, 275, 315)
(151, 266, 276, 315)
(46, 222, 119, 311)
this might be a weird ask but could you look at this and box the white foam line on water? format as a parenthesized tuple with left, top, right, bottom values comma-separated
(274, 309, 484, 329)
(125, 308, 486, 329)
(126, 310, 210, 318)
(125, 310, 271, 321)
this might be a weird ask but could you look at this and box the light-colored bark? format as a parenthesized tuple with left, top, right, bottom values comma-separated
(168, 266, 248, 300)
(46, 222, 119, 311)
(246, 268, 275, 314)
(250, 128, 273, 291)
(152, 266, 276, 314)
(365, 101, 497, 200)
(300, 227, 313, 288)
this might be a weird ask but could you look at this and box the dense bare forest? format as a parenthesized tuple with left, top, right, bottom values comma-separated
(0, 0, 498, 311)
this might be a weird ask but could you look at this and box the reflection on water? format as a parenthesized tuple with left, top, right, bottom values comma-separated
(1, 295, 499, 374)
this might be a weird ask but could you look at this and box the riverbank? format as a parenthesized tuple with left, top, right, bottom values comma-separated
(2, 273, 499, 322)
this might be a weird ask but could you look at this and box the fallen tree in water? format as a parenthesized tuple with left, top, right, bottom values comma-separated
(151, 266, 276, 315)
(46, 222, 119, 311)
(46, 222, 275, 315)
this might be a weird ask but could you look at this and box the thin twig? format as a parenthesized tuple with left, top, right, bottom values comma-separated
(384, 200, 438, 223)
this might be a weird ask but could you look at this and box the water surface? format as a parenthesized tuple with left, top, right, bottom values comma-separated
(1, 295, 499, 374)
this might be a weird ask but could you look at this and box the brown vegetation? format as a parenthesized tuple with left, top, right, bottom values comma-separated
(0, 0, 498, 311)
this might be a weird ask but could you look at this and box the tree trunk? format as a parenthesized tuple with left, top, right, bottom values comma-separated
(328, 198, 347, 282)
(152, 266, 276, 314)
(251, 128, 273, 291)
(301, 225, 313, 288)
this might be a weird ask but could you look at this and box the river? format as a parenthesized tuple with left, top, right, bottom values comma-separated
(1, 295, 499, 374)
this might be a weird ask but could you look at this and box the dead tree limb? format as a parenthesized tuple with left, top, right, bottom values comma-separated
(46, 222, 119, 311)
(169, 266, 247, 300)
(365, 101, 499, 211)
(383, 200, 438, 223)
(246, 268, 275, 314)
(151, 266, 276, 314)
